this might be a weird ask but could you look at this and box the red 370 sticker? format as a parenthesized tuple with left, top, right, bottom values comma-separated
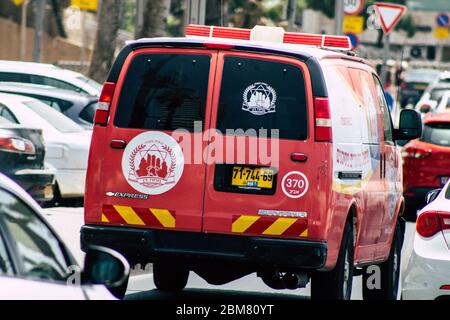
(281, 171, 309, 199)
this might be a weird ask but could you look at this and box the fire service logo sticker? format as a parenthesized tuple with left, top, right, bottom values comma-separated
(121, 132, 184, 195)
(242, 82, 277, 115)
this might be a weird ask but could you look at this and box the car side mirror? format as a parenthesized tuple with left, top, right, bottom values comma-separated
(82, 246, 130, 297)
(419, 103, 431, 114)
(425, 189, 442, 205)
(394, 109, 422, 141)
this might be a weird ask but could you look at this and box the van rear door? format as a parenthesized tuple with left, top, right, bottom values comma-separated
(202, 52, 315, 240)
(86, 48, 217, 232)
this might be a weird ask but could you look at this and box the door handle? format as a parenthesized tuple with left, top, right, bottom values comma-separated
(380, 153, 383, 179)
(291, 153, 308, 162)
(110, 139, 127, 149)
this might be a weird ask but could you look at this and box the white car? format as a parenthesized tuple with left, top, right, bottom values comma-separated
(0, 172, 129, 299)
(0, 60, 101, 96)
(0, 93, 91, 200)
(434, 91, 450, 114)
(402, 181, 450, 300)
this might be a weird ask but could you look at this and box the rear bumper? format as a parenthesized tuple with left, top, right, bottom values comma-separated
(81, 225, 327, 270)
(7, 168, 55, 202)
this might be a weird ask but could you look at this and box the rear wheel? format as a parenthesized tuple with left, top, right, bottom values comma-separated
(311, 222, 354, 300)
(362, 222, 402, 300)
(153, 261, 189, 291)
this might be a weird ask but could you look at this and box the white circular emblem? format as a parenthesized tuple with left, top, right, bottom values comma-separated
(242, 82, 277, 115)
(281, 171, 309, 199)
(121, 131, 184, 195)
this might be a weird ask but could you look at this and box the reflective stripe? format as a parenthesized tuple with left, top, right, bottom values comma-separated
(113, 205, 145, 225)
(150, 208, 176, 228)
(101, 214, 109, 222)
(262, 217, 297, 235)
(300, 229, 308, 237)
(232, 215, 260, 233)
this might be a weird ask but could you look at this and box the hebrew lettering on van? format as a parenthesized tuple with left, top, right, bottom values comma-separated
(242, 82, 277, 115)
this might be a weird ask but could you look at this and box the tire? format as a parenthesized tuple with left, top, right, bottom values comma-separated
(403, 202, 417, 222)
(311, 222, 354, 300)
(109, 274, 130, 299)
(153, 261, 189, 291)
(362, 222, 402, 300)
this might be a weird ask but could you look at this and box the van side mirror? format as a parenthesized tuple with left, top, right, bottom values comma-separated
(394, 109, 422, 141)
(425, 189, 442, 204)
(82, 246, 130, 297)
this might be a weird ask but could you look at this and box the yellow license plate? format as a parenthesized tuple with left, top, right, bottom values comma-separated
(44, 185, 53, 199)
(414, 84, 427, 90)
(231, 166, 274, 189)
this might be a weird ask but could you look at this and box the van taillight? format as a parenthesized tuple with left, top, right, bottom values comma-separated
(314, 97, 332, 142)
(416, 211, 450, 238)
(94, 82, 116, 126)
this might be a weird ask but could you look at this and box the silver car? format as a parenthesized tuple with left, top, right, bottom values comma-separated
(0, 93, 91, 201)
(0, 172, 129, 299)
(0, 60, 101, 97)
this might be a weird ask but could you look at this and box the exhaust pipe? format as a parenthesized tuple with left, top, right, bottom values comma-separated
(260, 270, 309, 290)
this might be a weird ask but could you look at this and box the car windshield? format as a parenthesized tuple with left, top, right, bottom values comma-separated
(22, 100, 84, 133)
(405, 69, 440, 83)
(421, 122, 450, 147)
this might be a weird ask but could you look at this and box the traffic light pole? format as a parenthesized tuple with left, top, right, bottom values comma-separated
(33, 0, 45, 62)
(382, 34, 391, 86)
(334, 0, 344, 35)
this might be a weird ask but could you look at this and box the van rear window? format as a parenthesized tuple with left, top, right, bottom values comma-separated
(216, 57, 308, 140)
(114, 54, 210, 132)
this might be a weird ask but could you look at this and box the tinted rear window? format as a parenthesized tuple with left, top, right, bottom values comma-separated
(421, 122, 450, 146)
(79, 101, 98, 123)
(114, 54, 210, 132)
(430, 88, 449, 101)
(216, 57, 307, 140)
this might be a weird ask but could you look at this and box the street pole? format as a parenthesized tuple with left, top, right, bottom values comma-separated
(20, 0, 29, 61)
(33, 0, 46, 62)
(135, 0, 145, 39)
(287, 0, 296, 31)
(80, 10, 87, 68)
(334, 0, 344, 35)
(185, 0, 205, 26)
(381, 33, 391, 86)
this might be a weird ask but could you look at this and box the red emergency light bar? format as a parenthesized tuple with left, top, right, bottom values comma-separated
(185, 24, 352, 51)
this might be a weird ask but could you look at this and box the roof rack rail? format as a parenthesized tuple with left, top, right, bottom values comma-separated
(185, 24, 352, 51)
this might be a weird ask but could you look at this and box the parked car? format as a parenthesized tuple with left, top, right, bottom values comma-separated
(402, 112, 450, 221)
(434, 91, 450, 114)
(399, 68, 440, 108)
(0, 93, 91, 202)
(415, 82, 450, 113)
(0, 60, 101, 97)
(81, 25, 422, 300)
(402, 182, 450, 300)
(0, 82, 98, 129)
(0, 172, 129, 299)
(0, 116, 55, 203)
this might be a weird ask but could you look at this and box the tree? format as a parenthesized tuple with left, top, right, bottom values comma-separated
(136, 0, 170, 38)
(88, 0, 122, 83)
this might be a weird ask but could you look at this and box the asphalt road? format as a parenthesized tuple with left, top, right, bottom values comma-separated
(42, 207, 415, 300)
